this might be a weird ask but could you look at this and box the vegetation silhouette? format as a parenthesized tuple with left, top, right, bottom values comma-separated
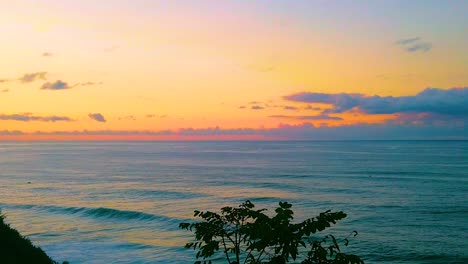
(0, 211, 60, 264)
(180, 200, 364, 264)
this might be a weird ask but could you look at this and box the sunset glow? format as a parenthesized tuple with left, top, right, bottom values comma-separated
(1, 0, 466, 140)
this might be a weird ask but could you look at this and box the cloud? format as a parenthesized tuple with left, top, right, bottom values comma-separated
(41, 80, 73, 90)
(283, 105, 298, 110)
(0, 113, 73, 122)
(88, 113, 106, 122)
(304, 105, 322, 111)
(7, 127, 256, 137)
(176, 127, 258, 136)
(285, 87, 468, 116)
(251, 105, 264, 110)
(269, 114, 343, 121)
(0, 130, 24, 135)
(246, 101, 296, 110)
(19, 72, 47, 83)
(285, 92, 362, 113)
(118, 115, 136, 121)
(41, 81, 102, 89)
(396, 37, 420, 45)
(396, 37, 432, 52)
(146, 114, 167, 118)
(33, 130, 173, 136)
(267, 122, 466, 140)
(80, 81, 103, 86)
(406, 42, 432, 52)
(42, 52, 53, 57)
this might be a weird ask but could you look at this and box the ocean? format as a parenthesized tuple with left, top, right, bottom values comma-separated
(0, 141, 466, 263)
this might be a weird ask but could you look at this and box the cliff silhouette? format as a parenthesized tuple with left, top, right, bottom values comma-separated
(0, 212, 58, 264)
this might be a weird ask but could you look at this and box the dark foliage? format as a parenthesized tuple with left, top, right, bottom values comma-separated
(180, 200, 364, 264)
(0, 212, 57, 264)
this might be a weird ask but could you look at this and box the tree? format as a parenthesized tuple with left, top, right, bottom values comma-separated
(180, 200, 364, 264)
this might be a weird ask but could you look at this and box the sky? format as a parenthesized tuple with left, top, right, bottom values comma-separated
(0, 0, 467, 140)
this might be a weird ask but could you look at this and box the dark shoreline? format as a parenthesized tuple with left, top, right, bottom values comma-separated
(0, 212, 58, 264)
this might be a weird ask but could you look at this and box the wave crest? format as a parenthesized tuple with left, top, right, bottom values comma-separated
(1, 203, 181, 223)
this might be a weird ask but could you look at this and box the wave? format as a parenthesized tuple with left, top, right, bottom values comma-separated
(0, 203, 185, 223)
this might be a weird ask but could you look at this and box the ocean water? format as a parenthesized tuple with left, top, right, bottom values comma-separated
(0, 141, 467, 264)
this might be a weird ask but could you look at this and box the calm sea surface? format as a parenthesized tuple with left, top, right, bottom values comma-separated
(0, 141, 466, 263)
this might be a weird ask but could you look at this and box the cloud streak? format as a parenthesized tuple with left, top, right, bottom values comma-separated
(0, 113, 73, 122)
(19, 72, 48, 83)
(2, 72, 94, 90)
(269, 114, 343, 121)
(118, 115, 136, 121)
(0, 130, 24, 135)
(251, 105, 264, 110)
(396, 37, 421, 45)
(396, 37, 432, 52)
(80, 81, 103, 86)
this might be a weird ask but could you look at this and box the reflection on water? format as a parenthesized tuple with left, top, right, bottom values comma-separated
(0, 141, 467, 263)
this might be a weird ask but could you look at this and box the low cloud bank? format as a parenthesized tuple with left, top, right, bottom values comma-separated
(285, 87, 468, 116)
(1, 122, 465, 140)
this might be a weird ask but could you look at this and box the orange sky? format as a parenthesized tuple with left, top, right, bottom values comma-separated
(0, 1, 466, 140)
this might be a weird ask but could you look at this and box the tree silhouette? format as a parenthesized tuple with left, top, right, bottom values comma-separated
(180, 200, 364, 264)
